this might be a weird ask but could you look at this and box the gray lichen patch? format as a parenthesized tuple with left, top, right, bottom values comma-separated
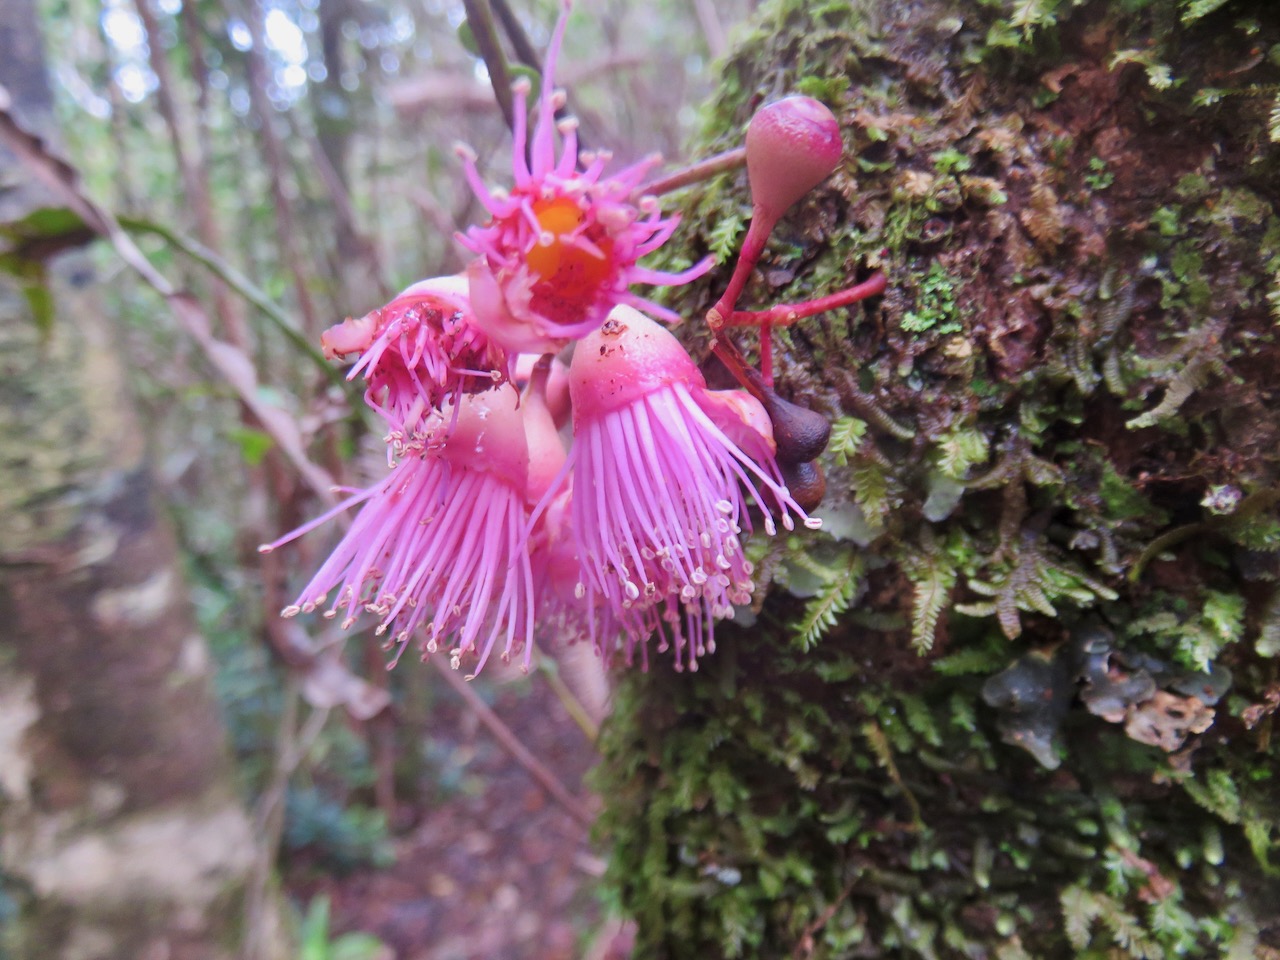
(10, 793, 256, 909)
(0, 672, 40, 804)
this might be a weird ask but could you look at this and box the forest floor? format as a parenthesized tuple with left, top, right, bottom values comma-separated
(285, 668, 631, 960)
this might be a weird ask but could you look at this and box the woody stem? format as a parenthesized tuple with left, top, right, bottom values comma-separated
(633, 146, 746, 201)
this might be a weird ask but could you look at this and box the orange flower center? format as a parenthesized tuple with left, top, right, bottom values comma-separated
(525, 197, 613, 300)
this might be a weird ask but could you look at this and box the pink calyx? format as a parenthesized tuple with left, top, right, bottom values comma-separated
(520, 357, 569, 505)
(569, 305, 704, 422)
(514, 352, 571, 428)
(437, 385, 530, 490)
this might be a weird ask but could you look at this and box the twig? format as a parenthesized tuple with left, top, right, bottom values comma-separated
(245, 679, 332, 960)
(133, 0, 249, 348)
(93, 17, 139, 211)
(408, 187, 467, 273)
(692, 0, 728, 60)
(430, 658, 595, 826)
(364, 640, 397, 818)
(633, 146, 746, 200)
(489, 0, 540, 69)
(284, 106, 390, 304)
(235, 0, 322, 337)
(791, 870, 861, 959)
(178, 0, 211, 123)
(536, 647, 600, 744)
(462, 0, 516, 134)
(118, 215, 347, 388)
(242, 680, 296, 960)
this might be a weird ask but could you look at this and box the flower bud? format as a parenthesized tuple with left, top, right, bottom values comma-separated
(759, 388, 832, 464)
(780, 459, 826, 514)
(745, 96, 843, 218)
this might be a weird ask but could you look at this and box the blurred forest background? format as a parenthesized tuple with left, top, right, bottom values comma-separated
(2, 0, 758, 956)
(10, 0, 1280, 957)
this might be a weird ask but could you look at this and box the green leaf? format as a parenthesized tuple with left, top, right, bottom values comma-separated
(931, 642, 1007, 676)
(456, 20, 479, 56)
(300, 895, 332, 960)
(795, 75, 849, 103)
(1258, 588, 1280, 657)
(1182, 767, 1242, 824)
(228, 426, 276, 467)
(706, 212, 745, 264)
(850, 455, 891, 526)
(1180, 0, 1232, 22)
(331, 933, 390, 960)
(5, 205, 87, 239)
(508, 64, 541, 101)
(19, 280, 54, 337)
(935, 426, 989, 480)
(0, 205, 91, 251)
(905, 536, 957, 655)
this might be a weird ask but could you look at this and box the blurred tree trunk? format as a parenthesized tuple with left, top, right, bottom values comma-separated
(595, 1, 1280, 957)
(315, 0, 386, 310)
(0, 2, 287, 958)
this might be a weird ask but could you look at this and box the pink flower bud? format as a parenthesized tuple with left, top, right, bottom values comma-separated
(568, 305, 702, 421)
(745, 96, 843, 218)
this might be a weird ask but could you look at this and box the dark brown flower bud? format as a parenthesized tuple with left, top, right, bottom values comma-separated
(761, 389, 832, 464)
(780, 459, 826, 513)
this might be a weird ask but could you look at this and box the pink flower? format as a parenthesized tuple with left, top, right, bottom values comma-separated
(541, 305, 820, 671)
(321, 275, 508, 455)
(529, 485, 630, 660)
(456, 6, 710, 355)
(260, 386, 534, 676)
(515, 358, 630, 660)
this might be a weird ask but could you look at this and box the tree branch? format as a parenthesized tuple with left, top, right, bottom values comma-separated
(461, 0, 516, 133)
(431, 658, 595, 827)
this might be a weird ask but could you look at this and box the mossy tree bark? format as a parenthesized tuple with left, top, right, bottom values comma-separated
(0, 4, 287, 957)
(595, 1, 1280, 957)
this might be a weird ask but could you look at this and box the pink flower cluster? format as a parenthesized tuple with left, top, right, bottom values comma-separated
(455, 8, 711, 355)
(261, 8, 870, 676)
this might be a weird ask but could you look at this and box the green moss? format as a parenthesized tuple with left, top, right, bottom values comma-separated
(596, 0, 1280, 955)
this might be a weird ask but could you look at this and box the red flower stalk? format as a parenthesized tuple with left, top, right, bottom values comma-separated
(707, 95, 844, 329)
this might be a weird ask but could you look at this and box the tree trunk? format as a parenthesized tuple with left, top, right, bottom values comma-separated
(595, 1, 1280, 957)
(0, 3, 287, 957)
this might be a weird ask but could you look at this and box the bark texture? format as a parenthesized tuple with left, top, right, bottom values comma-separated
(0, 4, 285, 956)
(595, 1, 1280, 957)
